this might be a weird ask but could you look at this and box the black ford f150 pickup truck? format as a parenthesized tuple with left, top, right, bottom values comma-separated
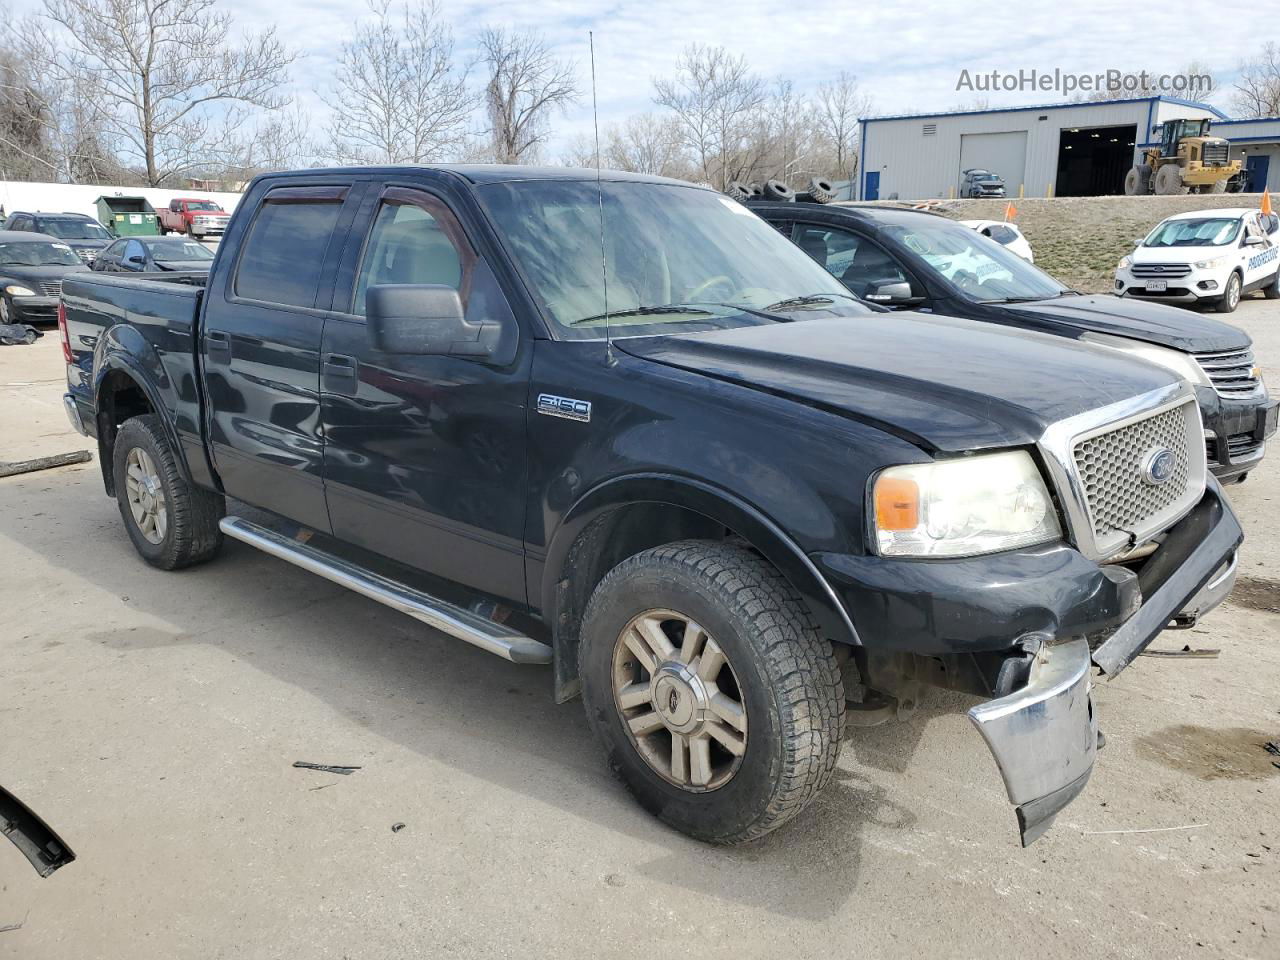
(752, 200, 1279, 484)
(60, 166, 1243, 846)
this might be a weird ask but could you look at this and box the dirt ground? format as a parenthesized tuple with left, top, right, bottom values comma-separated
(911, 192, 1278, 293)
(1, 299, 1278, 960)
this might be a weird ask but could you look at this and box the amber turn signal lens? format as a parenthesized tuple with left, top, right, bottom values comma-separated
(874, 475, 919, 531)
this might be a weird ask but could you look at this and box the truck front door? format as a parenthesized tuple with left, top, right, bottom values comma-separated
(318, 183, 530, 604)
(200, 180, 362, 531)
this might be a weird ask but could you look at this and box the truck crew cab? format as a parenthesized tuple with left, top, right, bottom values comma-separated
(61, 166, 1242, 847)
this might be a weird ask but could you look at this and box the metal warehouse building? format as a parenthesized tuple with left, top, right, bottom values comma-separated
(855, 95, 1280, 201)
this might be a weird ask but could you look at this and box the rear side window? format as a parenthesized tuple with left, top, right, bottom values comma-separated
(235, 190, 345, 308)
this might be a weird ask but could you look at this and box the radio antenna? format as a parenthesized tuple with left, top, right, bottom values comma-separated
(589, 30, 614, 365)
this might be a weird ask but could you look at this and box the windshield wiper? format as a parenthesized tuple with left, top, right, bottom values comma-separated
(762, 294, 836, 311)
(569, 304, 713, 326)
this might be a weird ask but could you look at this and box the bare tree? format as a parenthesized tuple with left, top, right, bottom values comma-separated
(230, 104, 319, 179)
(1233, 43, 1280, 117)
(36, 0, 293, 185)
(479, 27, 577, 164)
(653, 44, 766, 189)
(605, 113, 688, 177)
(327, 0, 472, 164)
(816, 71, 871, 179)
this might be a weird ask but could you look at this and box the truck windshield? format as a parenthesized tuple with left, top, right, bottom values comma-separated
(1143, 217, 1241, 247)
(0, 241, 82, 266)
(40, 219, 111, 241)
(476, 179, 860, 337)
(882, 219, 1067, 302)
(185, 202, 222, 211)
(148, 239, 214, 262)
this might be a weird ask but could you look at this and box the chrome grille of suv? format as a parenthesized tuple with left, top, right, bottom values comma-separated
(1194, 348, 1261, 398)
(38, 280, 62, 296)
(1131, 263, 1191, 279)
(1070, 399, 1203, 558)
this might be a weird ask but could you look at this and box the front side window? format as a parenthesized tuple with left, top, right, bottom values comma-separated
(235, 192, 345, 308)
(103, 239, 127, 259)
(1144, 217, 1242, 248)
(793, 224, 912, 298)
(124, 240, 145, 262)
(476, 180, 858, 337)
(352, 193, 470, 316)
(882, 219, 1066, 302)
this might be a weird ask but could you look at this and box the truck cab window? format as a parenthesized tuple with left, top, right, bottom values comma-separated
(234, 197, 344, 308)
(795, 224, 910, 298)
(353, 199, 467, 316)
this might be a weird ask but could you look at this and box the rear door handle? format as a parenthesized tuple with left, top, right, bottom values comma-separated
(323, 353, 358, 394)
(206, 330, 231, 362)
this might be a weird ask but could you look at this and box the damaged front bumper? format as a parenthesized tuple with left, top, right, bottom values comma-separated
(967, 480, 1243, 845)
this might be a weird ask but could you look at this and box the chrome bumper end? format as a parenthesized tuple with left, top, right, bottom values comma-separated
(62, 394, 88, 436)
(968, 637, 1097, 846)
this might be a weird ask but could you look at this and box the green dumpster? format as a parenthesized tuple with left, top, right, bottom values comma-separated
(94, 195, 159, 237)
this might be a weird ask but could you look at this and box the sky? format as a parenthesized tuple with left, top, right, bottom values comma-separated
(8, 0, 1268, 158)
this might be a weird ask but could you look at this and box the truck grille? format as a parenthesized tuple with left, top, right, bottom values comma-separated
(76, 248, 96, 263)
(1071, 400, 1202, 557)
(1202, 141, 1229, 165)
(1194, 348, 1262, 398)
(38, 280, 62, 296)
(1131, 263, 1191, 279)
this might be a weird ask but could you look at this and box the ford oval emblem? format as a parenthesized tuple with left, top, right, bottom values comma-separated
(1142, 448, 1176, 485)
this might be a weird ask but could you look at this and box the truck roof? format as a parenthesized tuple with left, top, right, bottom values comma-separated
(256, 164, 699, 188)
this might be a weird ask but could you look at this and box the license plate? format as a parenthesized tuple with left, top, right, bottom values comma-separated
(1145, 280, 1168, 292)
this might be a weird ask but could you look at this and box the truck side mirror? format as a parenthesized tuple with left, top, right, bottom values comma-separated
(865, 280, 916, 304)
(366, 284, 502, 360)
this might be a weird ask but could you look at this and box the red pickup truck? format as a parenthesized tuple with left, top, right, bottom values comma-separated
(158, 198, 231, 238)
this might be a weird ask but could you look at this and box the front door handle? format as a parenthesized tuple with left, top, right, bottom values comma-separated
(323, 353, 359, 394)
(206, 330, 231, 362)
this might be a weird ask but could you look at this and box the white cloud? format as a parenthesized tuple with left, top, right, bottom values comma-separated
(8, 0, 1258, 160)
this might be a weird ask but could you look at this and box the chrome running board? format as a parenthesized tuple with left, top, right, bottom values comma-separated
(218, 516, 552, 665)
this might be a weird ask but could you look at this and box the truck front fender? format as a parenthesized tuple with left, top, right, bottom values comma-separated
(542, 473, 861, 701)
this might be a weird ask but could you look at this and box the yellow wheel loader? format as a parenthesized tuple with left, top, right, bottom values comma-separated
(1123, 118, 1240, 196)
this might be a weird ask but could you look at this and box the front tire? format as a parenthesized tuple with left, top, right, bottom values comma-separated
(113, 414, 225, 569)
(1215, 272, 1242, 313)
(1264, 268, 1280, 300)
(580, 540, 844, 844)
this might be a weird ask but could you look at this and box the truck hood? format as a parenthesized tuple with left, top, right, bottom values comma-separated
(619, 313, 1180, 453)
(1001, 294, 1248, 353)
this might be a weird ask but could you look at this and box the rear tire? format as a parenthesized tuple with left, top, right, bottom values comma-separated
(1215, 272, 1242, 313)
(579, 540, 844, 844)
(113, 414, 224, 570)
(1124, 164, 1151, 195)
(1264, 269, 1280, 300)
(1154, 164, 1187, 195)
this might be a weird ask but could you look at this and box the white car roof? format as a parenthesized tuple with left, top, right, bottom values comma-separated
(1159, 207, 1259, 222)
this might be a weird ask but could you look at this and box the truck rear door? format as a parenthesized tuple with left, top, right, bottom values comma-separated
(200, 179, 365, 531)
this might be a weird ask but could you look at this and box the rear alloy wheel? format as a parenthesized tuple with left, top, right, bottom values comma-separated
(124, 446, 168, 544)
(580, 540, 844, 843)
(1216, 272, 1242, 313)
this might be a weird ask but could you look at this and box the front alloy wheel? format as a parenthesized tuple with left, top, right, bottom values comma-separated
(613, 610, 748, 791)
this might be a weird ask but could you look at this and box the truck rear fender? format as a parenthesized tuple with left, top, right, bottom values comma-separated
(543, 474, 861, 702)
(92, 331, 194, 497)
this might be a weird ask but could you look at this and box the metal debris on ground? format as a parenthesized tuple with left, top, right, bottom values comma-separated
(1263, 741, 1280, 757)
(391, 822, 406, 833)
(292, 761, 361, 775)
(0, 921, 24, 934)
(0, 450, 93, 479)
(0, 785, 76, 877)
(1140, 644, 1220, 659)
(0, 322, 42, 346)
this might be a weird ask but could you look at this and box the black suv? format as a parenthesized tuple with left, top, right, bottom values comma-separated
(4, 211, 113, 265)
(753, 200, 1278, 483)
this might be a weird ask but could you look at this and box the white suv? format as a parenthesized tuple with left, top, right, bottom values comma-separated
(1115, 208, 1280, 313)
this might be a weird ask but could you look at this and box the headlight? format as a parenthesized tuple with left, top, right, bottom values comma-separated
(1080, 331, 1211, 388)
(1194, 255, 1228, 270)
(871, 450, 1061, 557)
(3, 284, 35, 296)
(1118, 255, 1132, 270)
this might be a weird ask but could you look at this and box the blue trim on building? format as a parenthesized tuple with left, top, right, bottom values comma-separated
(1222, 135, 1280, 144)
(858, 117, 868, 201)
(863, 94, 1225, 125)
(1206, 116, 1280, 127)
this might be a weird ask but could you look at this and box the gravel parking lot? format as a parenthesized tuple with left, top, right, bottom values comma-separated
(1, 299, 1277, 960)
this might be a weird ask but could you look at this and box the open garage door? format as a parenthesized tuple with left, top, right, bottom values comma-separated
(959, 132, 1027, 195)
(1055, 124, 1137, 196)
